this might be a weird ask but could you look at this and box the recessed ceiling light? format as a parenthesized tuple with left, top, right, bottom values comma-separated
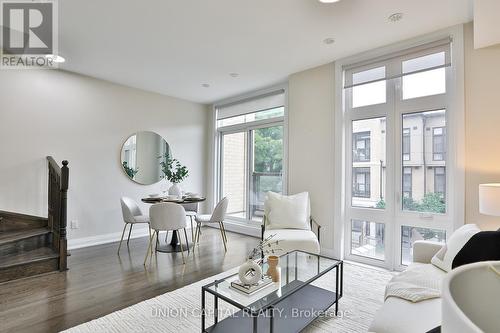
(229, 73, 239, 78)
(323, 38, 335, 45)
(201, 83, 210, 88)
(45, 54, 65, 63)
(388, 13, 403, 23)
(318, 0, 341, 3)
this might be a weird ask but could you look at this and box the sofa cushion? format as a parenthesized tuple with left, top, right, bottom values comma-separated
(264, 229, 319, 255)
(369, 297, 442, 333)
(264, 192, 311, 230)
(431, 224, 481, 272)
(452, 230, 500, 269)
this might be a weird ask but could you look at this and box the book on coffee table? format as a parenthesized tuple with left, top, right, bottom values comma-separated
(230, 277, 273, 295)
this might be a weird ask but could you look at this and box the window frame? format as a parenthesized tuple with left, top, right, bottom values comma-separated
(353, 131, 371, 162)
(352, 167, 371, 198)
(334, 26, 465, 270)
(213, 85, 289, 229)
(402, 128, 411, 161)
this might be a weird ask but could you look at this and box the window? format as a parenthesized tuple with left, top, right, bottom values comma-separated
(401, 226, 446, 265)
(351, 66, 386, 108)
(402, 128, 411, 161)
(434, 167, 446, 198)
(353, 131, 371, 162)
(351, 220, 385, 261)
(353, 167, 370, 198)
(342, 37, 460, 270)
(216, 89, 285, 224)
(433, 127, 446, 161)
(402, 167, 412, 198)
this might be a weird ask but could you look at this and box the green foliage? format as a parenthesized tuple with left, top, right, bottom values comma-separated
(159, 155, 189, 183)
(122, 161, 138, 179)
(403, 192, 445, 214)
(376, 199, 386, 209)
(254, 126, 283, 173)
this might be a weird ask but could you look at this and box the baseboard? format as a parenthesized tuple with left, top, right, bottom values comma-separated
(68, 225, 194, 250)
(205, 220, 261, 238)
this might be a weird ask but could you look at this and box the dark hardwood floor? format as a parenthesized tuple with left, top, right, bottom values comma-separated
(0, 227, 259, 333)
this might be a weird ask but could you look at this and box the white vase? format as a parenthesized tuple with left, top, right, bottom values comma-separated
(238, 259, 262, 285)
(168, 183, 182, 196)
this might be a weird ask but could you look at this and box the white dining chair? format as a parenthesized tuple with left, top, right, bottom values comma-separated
(119, 197, 151, 253)
(194, 197, 229, 252)
(144, 202, 189, 265)
(181, 202, 198, 242)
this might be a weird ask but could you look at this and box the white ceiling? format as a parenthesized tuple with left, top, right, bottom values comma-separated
(59, 0, 473, 104)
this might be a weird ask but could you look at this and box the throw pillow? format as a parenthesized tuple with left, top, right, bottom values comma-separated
(452, 230, 500, 269)
(431, 224, 481, 272)
(264, 192, 311, 230)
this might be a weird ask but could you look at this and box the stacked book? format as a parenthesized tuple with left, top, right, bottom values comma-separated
(230, 277, 273, 295)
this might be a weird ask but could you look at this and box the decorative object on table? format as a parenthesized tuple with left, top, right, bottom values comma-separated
(237, 234, 282, 286)
(121, 131, 170, 185)
(266, 255, 280, 282)
(159, 155, 189, 196)
(230, 276, 273, 295)
(238, 259, 262, 285)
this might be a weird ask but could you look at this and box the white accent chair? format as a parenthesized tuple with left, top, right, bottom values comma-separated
(261, 192, 321, 256)
(194, 197, 228, 252)
(119, 197, 151, 253)
(181, 202, 198, 242)
(144, 203, 189, 265)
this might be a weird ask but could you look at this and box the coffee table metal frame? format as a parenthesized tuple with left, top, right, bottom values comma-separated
(201, 250, 343, 333)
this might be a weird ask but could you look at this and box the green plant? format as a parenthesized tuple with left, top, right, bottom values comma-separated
(403, 192, 445, 214)
(122, 161, 138, 179)
(375, 199, 386, 209)
(159, 155, 189, 184)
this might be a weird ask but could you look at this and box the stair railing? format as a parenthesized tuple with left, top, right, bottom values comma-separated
(47, 156, 69, 271)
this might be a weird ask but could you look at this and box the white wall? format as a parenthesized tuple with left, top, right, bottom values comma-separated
(464, 22, 500, 231)
(288, 63, 336, 254)
(0, 70, 209, 247)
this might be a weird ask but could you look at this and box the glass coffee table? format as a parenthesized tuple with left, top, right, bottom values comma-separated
(201, 250, 343, 333)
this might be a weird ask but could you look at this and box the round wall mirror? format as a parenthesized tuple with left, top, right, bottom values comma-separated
(120, 131, 170, 185)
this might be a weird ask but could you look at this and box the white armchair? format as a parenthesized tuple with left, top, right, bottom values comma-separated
(260, 192, 321, 255)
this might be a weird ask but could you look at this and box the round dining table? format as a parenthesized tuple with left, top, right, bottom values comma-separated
(141, 196, 206, 253)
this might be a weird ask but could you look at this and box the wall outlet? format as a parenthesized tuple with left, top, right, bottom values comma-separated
(70, 220, 79, 229)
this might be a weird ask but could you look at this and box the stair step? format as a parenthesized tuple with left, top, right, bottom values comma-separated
(0, 227, 52, 256)
(0, 247, 59, 283)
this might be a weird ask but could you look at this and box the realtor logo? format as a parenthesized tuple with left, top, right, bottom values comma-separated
(1, 0, 58, 68)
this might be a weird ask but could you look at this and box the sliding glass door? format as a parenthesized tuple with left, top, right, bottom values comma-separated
(216, 91, 286, 225)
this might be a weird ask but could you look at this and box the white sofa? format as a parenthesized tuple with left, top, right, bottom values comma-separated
(369, 240, 445, 333)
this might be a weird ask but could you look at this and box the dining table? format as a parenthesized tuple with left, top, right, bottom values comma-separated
(141, 196, 206, 253)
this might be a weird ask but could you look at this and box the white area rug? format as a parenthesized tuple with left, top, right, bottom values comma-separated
(63, 262, 393, 333)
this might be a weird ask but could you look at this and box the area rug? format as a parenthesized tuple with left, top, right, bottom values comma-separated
(63, 262, 394, 333)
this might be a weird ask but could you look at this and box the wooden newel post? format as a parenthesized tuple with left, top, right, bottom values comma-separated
(59, 160, 69, 271)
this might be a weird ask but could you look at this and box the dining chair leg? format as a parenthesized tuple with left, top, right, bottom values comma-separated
(178, 230, 186, 264)
(127, 223, 134, 245)
(189, 216, 195, 242)
(143, 230, 155, 266)
(155, 230, 159, 251)
(183, 228, 190, 253)
(148, 226, 153, 254)
(221, 222, 228, 243)
(117, 223, 128, 253)
(218, 222, 227, 252)
(195, 223, 201, 245)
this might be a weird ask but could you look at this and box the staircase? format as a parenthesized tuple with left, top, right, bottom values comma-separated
(0, 157, 69, 283)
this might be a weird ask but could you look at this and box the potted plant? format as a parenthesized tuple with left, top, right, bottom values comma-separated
(159, 155, 189, 196)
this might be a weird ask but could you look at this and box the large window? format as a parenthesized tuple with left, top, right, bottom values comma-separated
(342, 38, 458, 269)
(216, 89, 285, 224)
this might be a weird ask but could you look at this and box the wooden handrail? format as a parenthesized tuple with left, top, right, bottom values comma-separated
(46, 156, 69, 271)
